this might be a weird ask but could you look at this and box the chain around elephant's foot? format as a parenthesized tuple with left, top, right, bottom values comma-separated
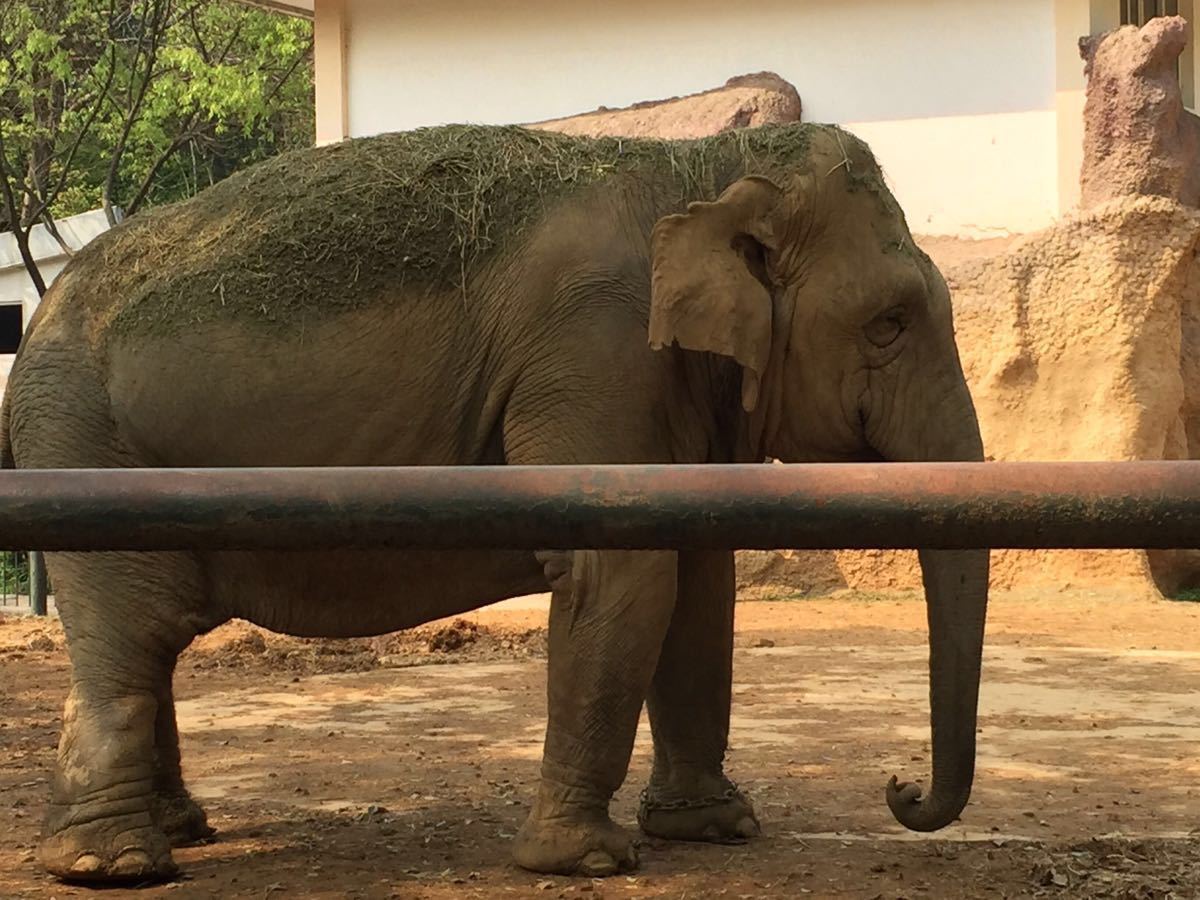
(637, 777, 760, 843)
(513, 793, 638, 877)
(40, 807, 177, 884)
(151, 789, 216, 847)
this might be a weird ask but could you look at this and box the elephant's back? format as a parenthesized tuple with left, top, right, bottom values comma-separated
(56, 122, 832, 343)
(57, 127, 639, 341)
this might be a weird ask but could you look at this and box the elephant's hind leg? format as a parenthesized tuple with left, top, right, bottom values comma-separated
(38, 550, 209, 884)
(13, 345, 216, 880)
(638, 551, 760, 843)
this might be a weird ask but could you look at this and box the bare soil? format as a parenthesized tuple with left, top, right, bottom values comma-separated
(3, 592, 1200, 899)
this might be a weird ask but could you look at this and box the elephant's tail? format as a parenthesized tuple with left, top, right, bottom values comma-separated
(0, 387, 14, 470)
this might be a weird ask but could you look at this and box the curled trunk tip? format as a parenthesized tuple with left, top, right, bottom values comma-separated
(885, 775, 970, 832)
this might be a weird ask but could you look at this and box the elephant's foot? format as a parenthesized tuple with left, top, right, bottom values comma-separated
(152, 790, 216, 847)
(513, 801, 638, 877)
(40, 810, 177, 884)
(637, 776, 760, 843)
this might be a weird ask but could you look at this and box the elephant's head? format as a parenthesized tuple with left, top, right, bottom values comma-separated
(648, 128, 990, 833)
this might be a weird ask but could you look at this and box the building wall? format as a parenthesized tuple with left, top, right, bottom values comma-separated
(0, 209, 114, 386)
(337, 0, 1060, 236)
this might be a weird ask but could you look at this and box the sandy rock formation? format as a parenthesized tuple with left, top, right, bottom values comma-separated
(1079, 16, 1200, 209)
(756, 197, 1200, 602)
(527, 72, 801, 140)
(954, 196, 1200, 598)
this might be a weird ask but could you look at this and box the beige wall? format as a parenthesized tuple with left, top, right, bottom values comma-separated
(313, 0, 347, 144)
(849, 110, 1059, 236)
(323, 0, 1065, 236)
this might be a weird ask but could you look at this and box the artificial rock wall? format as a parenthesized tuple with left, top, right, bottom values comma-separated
(527, 72, 801, 140)
(1079, 16, 1200, 210)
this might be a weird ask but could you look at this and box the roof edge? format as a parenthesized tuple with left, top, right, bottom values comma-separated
(230, 0, 313, 20)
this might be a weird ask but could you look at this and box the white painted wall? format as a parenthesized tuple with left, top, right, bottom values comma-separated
(849, 110, 1060, 236)
(341, 0, 1058, 236)
(0, 208, 115, 385)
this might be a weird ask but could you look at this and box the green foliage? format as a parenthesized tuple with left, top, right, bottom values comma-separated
(0, 0, 313, 239)
(0, 551, 29, 597)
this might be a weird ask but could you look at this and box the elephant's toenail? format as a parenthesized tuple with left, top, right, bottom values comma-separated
(110, 849, 154, 877)
(735, 816, 761, 838)
(578, 850, 618, 877)
(701, 824, 722, 841)
(68, 854, 104, 875)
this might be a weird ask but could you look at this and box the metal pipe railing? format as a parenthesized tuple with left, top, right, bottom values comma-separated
(2, 461, 1199, 551)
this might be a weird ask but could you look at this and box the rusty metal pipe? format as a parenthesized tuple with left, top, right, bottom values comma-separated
(2, 461, 1200, 552)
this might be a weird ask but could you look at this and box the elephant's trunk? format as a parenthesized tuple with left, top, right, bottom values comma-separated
(887, 546, 990, 831)
(875, 373, 991, 832)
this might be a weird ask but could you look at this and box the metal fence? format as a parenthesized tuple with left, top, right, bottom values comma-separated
(4, 461, 1200, 615)
(0, 550, 31, 612)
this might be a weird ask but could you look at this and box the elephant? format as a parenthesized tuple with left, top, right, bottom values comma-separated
(1, 122, 990, 884)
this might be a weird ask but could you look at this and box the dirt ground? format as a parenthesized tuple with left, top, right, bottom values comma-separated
(3, 590, 1200, 899)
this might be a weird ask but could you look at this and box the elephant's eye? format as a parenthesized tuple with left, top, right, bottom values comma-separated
(864, 306, 907, 348)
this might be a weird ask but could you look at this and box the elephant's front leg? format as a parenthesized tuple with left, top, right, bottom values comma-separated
(638, 550, 760, 842)
(150, 680, 215, 847)
(513, 549, 677, 877)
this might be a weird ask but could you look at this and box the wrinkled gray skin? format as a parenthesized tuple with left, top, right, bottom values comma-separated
(4, 126, 989, 884)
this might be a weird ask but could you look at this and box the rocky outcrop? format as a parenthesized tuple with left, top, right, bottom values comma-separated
(954, 196, 1200, 598)
(1079, 16, 1200, 209)
(526, 72, 801, 140)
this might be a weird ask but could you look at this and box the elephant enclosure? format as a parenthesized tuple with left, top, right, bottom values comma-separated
(3, 591, 1200, 899)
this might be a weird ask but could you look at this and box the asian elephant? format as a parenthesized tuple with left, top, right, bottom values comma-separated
(2, 123, 990, 884)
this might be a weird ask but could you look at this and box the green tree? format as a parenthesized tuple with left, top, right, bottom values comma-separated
(0, 0, 312, 295)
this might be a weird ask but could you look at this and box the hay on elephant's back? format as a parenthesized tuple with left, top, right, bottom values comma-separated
(96, 123, 837, 335)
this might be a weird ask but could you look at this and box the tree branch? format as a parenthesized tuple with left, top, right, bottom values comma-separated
(213, 18, 244, 65)
(21, 39, 120, 229)
(124, 113, 199, 216)
(103, 0, 172, 226)
(0, 127, 47, 297)
(187, 6, 209, 63)
(261, 37, 313, 109)
(39, 210, 75, 257)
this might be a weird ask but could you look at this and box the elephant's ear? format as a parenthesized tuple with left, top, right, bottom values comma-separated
(649, 176, 783, 412)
